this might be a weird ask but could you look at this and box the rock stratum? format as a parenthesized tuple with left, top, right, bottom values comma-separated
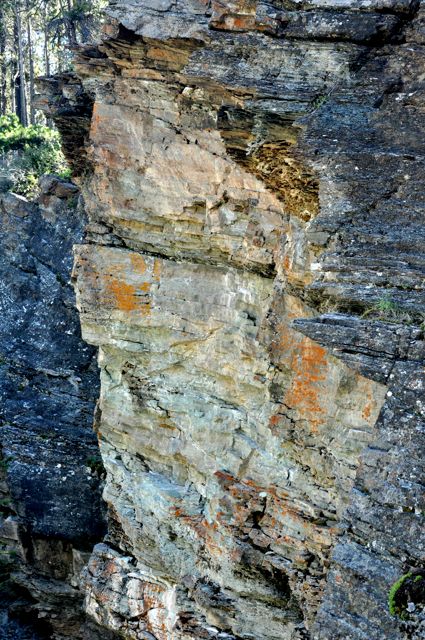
(30, 1, 425, 639)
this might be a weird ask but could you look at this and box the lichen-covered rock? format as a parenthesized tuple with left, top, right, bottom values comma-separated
(37, 1, 425, 638)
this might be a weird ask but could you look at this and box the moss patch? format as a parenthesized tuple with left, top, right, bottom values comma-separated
(388, 570, 425, 620)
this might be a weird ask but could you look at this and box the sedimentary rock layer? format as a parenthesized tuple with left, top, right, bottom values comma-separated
(39, 1, 425, 638)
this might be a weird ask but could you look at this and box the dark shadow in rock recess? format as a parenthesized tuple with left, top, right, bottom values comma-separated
(0, 176, 107, 638)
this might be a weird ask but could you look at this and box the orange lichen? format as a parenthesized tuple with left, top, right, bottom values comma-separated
(222, 15, 257, 30)
(283, 338, 327, 433)
(142, 583, 169, 640)
(146, 46, 178, 62)
(269, 308, 329, 435)
(269, 414, 281, 428)
(359, 381, 375, 422)
(153, 258, 162, 282)
(179, 514, 225, 559)
(130, 252, 148, 274)
(362, 401, 372, 421)
(210, 472, 336, 567)
(90, 102, 101, 138)
(107, 277, 139, 312)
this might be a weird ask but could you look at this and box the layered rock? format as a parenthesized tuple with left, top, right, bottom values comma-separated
(38, 1, 424, 639)
(0, 177, 108, 638)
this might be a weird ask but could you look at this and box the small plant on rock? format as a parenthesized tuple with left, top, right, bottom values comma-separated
(388, 570, 425, 638)
(389, 573, 412, 619)
(85, 455, 105, 477)
(362, 296, 415, 324)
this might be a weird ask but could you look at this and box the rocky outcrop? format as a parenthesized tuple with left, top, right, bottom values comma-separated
(295, 316, 425, 639)
(37, 1, 424, 639)
(0, 176, 108, 638)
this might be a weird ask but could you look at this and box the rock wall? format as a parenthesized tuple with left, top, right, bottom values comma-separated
(0, 177, 108, 639)
(38, 2, 424, 639)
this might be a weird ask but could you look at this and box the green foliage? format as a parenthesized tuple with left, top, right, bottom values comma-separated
(361, 295, 421, 325)
(311, 93, 329, 110)
(0, 114, 63, 154)
(0, 498, 12, 516)
(375, 296, 399, 314)
(85, 456, 105, 476)
(0, 457, 11, 472)
(66, 0, 106, 22)
(48, 0, 108, 52)
(0, 113, 69, 197)
(388, 573, 412, 618)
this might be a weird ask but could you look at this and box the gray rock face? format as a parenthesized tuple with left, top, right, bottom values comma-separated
(36, 2, 425, 639)
(295, 315, 425, 639)
(0, 177, 107, 638)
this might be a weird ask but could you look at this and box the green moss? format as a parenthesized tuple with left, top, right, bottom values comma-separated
(388, 573, 412, 618)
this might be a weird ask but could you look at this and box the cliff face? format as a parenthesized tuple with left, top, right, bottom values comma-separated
(0, 177, 108, 639)
(39, 1, 424, 639)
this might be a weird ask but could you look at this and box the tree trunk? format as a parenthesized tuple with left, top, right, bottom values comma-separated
(0, 7, 7, 116)
(10, 59, 16, 115)
(15, 1, 28, 126)
(66, 0, 78, 45)
(43, 1, 50, 76)
(26, 0, 35, 123)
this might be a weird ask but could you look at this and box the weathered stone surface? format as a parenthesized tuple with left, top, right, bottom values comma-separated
(73, 246, 383, 637)
(295, 314, 425, 639)
(0, 178, 107, 638)
(36, 1, 425, 638)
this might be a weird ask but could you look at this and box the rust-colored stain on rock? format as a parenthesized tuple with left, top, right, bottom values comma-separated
(283, 338, 327, 433)
(107, 277, 143, 313)
(130, 252, 148, 274)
